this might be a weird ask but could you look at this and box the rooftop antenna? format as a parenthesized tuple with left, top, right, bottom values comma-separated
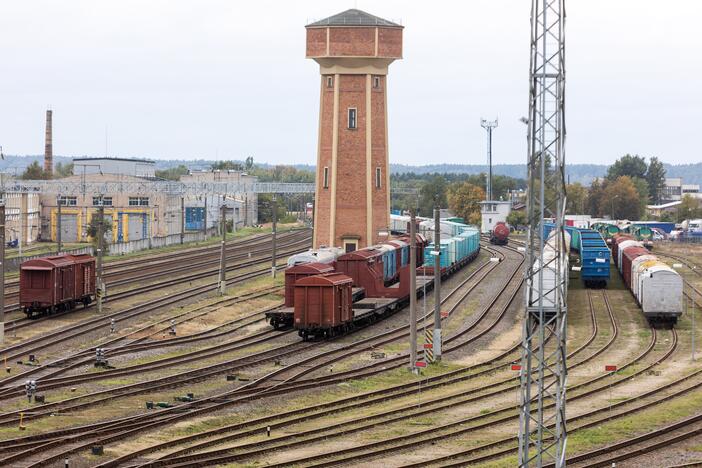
(480, 118, 498, 200)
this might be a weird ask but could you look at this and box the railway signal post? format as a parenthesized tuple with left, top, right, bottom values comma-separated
(219, 203, 227, 295)
(97, 198, 105, 314)
(409, 211, 418, 372)
(433, 207, 442, 362)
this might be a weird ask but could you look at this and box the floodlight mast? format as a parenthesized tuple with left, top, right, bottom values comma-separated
(480, 118, 498, 201)
(518, 0, 568, 467)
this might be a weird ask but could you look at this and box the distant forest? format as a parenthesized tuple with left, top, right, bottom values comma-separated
(2, 155, 702, 186)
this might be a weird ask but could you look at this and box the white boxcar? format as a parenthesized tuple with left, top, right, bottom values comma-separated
(631, 255, 657, 299)
(638, 263, 683, 320)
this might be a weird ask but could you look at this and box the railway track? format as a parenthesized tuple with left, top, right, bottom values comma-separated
(0, 241, 524, 464)
(153, 289, 649, 468)
(2, 229, 311, 328)
(0, 230, 310, 362)
(133, 289, 679, 468)
(1, 229, 307, 320)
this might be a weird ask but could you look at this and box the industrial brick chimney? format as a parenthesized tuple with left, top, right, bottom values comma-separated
(44, 109, 53, 176)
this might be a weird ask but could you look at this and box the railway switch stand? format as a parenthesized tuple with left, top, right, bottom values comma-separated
(170, 319, 177, 335)
(110, 318, 115, 334)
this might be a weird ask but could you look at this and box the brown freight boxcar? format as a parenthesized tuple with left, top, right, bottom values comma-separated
(284, 262, 335, 307)
(20, 254, 96, 318)
(294, 273, 353, 340)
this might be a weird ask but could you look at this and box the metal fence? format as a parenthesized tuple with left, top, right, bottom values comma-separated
(107, 228, 218, 256)
(7, 228, 219, 269)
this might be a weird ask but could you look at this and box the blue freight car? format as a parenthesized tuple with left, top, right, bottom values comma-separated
(578, 229, 610, 287)
(542, 222, 610, 288)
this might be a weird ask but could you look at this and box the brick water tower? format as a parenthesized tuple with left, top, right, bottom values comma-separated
(306, 9, 403, 252)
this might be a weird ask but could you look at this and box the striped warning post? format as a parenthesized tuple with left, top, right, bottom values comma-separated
(423, 328, 434, 363)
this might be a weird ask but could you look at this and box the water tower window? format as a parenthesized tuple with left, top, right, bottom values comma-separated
(323, 167, 329, 189)
(373, 76, 380, 88)
(326, 76, 333, 88)
(375, 167, 382, 188)
(348, 108, 357, 129)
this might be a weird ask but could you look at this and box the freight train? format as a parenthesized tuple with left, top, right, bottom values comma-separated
(543, 223, 610, 287)
(489, 221, 510, 246)
(612, 234, 682, 323)
(20, 254, 96, 318)
(266, 224, 481, 339)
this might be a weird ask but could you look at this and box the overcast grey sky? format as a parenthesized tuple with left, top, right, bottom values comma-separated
(1, 1, 700, 166)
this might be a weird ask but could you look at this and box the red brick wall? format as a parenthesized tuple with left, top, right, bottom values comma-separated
(314, 74, 334, 248)
(307, 26, 402, 58)
(371, 75, 389, 244)
(377, 28, 402, 57)
(328, 27, 375, 56)
(334, 74, 368, 246)
(306, 28, 327, 57)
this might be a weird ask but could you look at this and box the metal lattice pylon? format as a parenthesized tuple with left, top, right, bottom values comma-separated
(518, 0, 567, 466)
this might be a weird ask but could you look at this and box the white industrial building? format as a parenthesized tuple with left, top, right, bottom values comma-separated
(73, 157, 156, 178)
(479, 200, 511, 233)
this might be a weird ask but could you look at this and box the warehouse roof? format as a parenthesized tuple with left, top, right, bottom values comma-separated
(307, 9, 402, 28)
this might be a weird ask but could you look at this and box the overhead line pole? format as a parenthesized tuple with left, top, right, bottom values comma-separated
(0, 200, 5, 344)
(57, 194, 62, 253)
(97, 196, 105, 314)
(433, 206, 442, 362)
(518, 0, 568, 466)
(271, 196, 278, 278)
(219, 202, 227, 295)
(409, 210, 417, 371)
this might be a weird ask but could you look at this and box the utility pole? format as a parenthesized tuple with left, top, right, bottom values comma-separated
(409, 210, 418, 371)
(57, 195, 62, 253)
(433, 207, 442, 361)
(0, 201, 5, 344)
(219, 203, 227, 295)
(180, 197, 185, 244)
(518, 0, 567, 466)
(203, 196, 208, 236)
(480, 118, 498, 201)
(271, 196, 277, 278)
(97, 197, 105, 314)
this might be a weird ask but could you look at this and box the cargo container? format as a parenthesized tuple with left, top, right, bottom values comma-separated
(637, 264, 683, 321)
(20, 254, 96, 317)
(284, 262, 335, 307)
(293, 273, 353, 339)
